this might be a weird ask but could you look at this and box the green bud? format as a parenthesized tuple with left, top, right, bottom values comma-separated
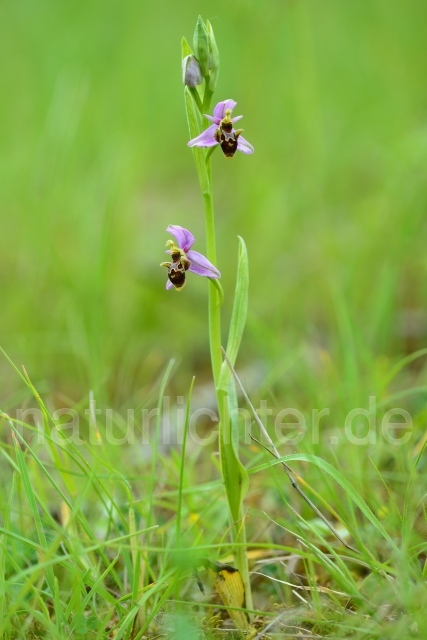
(182, 55, 203, 87)
(181, 35, 193, 60)
(193, 16, 210, 78)
(206, 20, 220, 91)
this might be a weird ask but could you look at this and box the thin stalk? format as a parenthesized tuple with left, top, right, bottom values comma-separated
(202, 160, 253, 616)
(202, 167, 222, 386)
(203, 86, 214, 114)
(234, 510, 253, 615)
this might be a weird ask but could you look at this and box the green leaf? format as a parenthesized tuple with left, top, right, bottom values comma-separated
(12, 433, 56, 596)
(218, 385, 249, 524)
(216, 237, 250, 523)
(229, 379, 249, 498)
(0, 472, 15, 625)
(217, 236, 249, 392)
(249, 452, 398, 550)
(181, 36, 193, 59)
(176, 376, 195, 542)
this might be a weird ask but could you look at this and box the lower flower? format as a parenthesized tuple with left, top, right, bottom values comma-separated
(160, 225, 221, 290)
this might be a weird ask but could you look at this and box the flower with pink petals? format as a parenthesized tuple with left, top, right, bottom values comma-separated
(188, 99, 254, 158)
(160, 225, 221, 291)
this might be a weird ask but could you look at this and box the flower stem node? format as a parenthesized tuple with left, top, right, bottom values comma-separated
(188, 100, 254, 157)
(161, 225, 221, 291)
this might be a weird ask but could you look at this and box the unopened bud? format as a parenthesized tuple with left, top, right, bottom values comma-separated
(193, 16, 210, 78)
(206, 20, 220, 91)
(182, 55, 203, 87)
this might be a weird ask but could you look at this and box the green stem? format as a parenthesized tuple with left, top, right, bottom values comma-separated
(234, 509, 253, 614)
(202, 172, 222, 386)
(203, 86, 214, 114)
(202, 159, 253, 617)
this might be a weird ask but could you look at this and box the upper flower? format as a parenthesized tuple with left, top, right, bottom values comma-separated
(160, 225, 221, 291)
(188, 99, 254, 157)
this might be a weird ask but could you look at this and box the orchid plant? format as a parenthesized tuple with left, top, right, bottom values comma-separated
(160, 17, 254, 622)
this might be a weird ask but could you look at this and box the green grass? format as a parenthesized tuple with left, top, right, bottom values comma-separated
(1, 0, 427, 637)
(1, 352, 427, 638)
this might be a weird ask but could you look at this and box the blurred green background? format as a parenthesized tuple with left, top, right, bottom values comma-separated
(1, 0, 427, 408)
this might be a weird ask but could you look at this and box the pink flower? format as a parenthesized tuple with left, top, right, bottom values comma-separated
(188, 99, 254, 157)
(160, 225, 221, 290)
